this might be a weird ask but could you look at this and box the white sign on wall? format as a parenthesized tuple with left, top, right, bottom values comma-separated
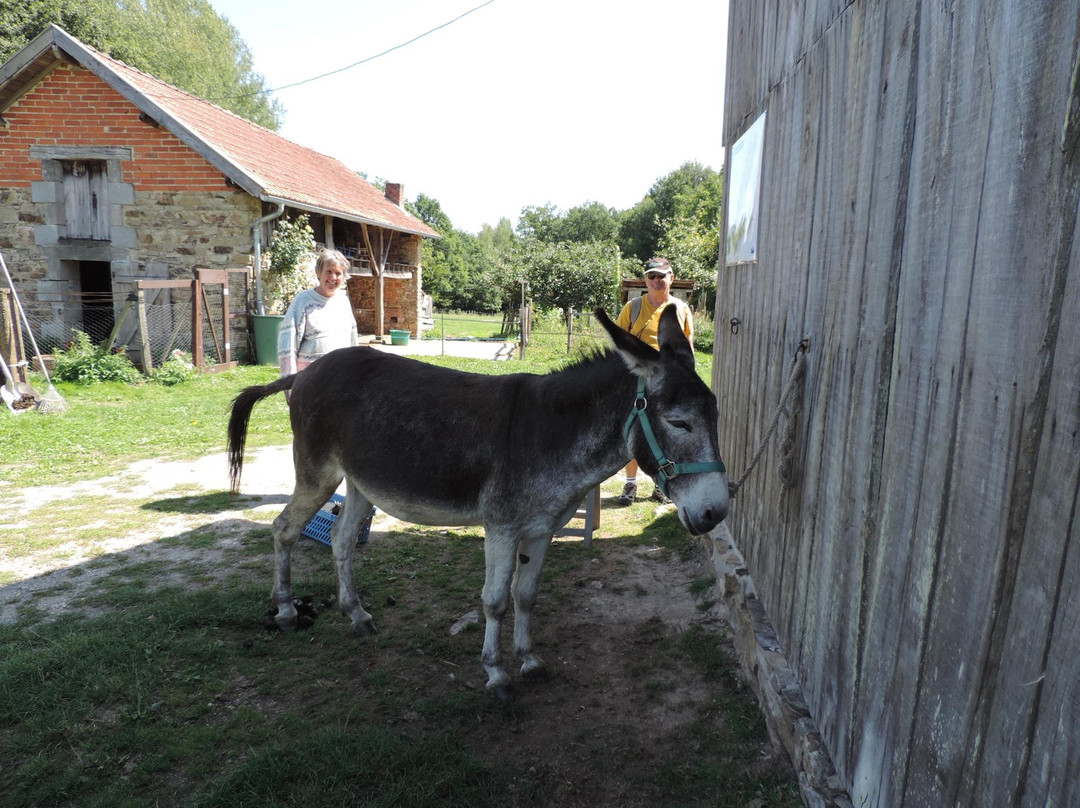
(726, 112, 766, 264)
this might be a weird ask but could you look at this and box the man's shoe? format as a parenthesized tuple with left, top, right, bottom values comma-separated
(650, 486, 671, 504)
(617, 481, 638, 506)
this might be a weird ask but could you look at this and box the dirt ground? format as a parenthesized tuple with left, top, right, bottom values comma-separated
(3, 448, 799, 805)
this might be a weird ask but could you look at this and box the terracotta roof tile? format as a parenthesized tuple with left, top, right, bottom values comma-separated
(82, 40, 438, 237)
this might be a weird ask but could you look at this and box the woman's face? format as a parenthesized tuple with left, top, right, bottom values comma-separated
(315, 262, 347, 297)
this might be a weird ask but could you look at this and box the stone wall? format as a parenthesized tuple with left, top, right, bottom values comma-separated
(0, 63, 259, 347)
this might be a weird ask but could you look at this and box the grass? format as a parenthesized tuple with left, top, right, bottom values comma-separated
(1, 520, 800, 808)
(0, 327, 797, 808)
(0, 315, 713, 488)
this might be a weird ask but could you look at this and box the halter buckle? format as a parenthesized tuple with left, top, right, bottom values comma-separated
(658, 460, 678, 480)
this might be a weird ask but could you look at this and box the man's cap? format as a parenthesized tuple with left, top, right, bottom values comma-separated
(644, 257, 672, 274)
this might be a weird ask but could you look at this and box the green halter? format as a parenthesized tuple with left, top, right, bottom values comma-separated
(623, 378, 727, 496)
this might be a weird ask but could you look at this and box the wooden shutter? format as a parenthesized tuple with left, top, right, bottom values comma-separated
(62, 160, 109, 240)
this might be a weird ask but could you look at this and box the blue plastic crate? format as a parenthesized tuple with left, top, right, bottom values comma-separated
(301, 493, 376, 546)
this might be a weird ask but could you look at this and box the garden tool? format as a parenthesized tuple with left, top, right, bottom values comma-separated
(0, 250, 68, 413)
(0, 356, 39, 414)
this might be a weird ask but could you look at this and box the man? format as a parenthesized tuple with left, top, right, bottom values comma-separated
(615, 257, 694, 505)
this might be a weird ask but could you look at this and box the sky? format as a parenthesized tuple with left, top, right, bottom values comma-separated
(205, 0, 729, 234)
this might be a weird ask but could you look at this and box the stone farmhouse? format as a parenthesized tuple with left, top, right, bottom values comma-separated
(0, 24, 439, 364)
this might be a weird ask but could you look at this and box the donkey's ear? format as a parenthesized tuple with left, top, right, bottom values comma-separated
(657, 304, 695, 370)
(594, 307, 659, 378)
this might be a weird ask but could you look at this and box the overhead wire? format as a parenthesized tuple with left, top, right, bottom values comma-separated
(220, 0, 496, 100)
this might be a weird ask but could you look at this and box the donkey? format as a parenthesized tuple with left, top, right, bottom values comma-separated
(227, 306, 728, 696)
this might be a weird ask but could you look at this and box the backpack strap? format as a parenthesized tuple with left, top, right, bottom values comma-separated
(630, 295, 643, 331)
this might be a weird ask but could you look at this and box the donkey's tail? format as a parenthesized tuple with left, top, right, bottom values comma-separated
(227, 375, 297, 495)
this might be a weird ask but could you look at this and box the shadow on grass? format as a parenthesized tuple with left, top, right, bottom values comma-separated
(142, 491, 290, 514)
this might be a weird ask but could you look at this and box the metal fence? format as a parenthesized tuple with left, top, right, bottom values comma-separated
(6, 269, 250, 372)
(425, 307, 609, 359)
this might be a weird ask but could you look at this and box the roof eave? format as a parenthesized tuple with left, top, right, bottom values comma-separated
(262, 196, 440, 239)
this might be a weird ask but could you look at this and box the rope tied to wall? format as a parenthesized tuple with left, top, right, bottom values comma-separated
(728, 338, 809, 499)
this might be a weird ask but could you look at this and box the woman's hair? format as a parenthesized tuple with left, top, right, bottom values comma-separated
(315, 249, 350, 276)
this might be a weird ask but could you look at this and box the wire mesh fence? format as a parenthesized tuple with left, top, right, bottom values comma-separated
(6, 270, 251, 372)
(425, 307, 609, 360)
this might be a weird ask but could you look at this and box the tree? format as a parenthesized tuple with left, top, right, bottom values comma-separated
(516, 204, 562, 242)
(0, 0, 282, 130)
(520, 239, 623, 317)
(408, 193, 452, 235)
(517, 202, 620, 245)
(560, 202, 620, 244)
(618, 161, 723, 264)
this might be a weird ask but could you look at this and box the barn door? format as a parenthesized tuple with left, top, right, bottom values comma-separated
(62, 160, 109, 240)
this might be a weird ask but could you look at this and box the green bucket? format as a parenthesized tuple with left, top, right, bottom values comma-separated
(389, 329, 410, 346)
(252, 314, 284, 365)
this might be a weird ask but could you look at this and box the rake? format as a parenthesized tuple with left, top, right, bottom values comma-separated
(0, 251, 69, 414)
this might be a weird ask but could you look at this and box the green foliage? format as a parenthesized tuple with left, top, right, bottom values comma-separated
(52, 331, 142, 385)
(412, 162, 721, 319)
(0, 0, 282, 129)
(422, 229, 516, 313)
(407, 192, 452, 234)
(519, 238, 624, 315)
(149, 350, 197, 386)
(691, 308, 715, 354)
(618, 162, 724, 264)
(518, 201, 620, 244)
(264, 216, 316, 314)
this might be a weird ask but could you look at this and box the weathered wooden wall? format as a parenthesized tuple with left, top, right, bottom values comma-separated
(713, 1, 1080, 805)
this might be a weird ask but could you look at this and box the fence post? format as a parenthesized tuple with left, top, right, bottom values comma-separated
(566, 308, 574, 354)
(135, 287, 153, 371)
(191, 277, 203, 368)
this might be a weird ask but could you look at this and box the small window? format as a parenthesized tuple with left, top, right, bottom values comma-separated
(62, 160, 109, 240)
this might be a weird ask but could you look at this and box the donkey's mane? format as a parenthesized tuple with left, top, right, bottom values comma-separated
(543, 348, 629, 387)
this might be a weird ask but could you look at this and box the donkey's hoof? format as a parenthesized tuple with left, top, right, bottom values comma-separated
(521, 663, 548, 683)
(490, 684, 514, 701)
(274, 614, 298, 632)
(352, 619, 378, 637)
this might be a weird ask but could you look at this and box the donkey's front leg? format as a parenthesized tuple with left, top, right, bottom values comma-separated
(481, 530, 517, 697)
(511, 533, 553, 681)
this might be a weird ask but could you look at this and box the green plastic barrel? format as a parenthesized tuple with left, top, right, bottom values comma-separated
(252, 314, 284, 365)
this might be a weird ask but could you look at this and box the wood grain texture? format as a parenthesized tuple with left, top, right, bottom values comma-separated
(716, 1, 1080, 804)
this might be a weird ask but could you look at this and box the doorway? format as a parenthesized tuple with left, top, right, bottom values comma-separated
(79, 261, 114, 342)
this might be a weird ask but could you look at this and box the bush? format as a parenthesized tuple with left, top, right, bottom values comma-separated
(149, 350, 197, 386)
(52, 331, 142, 385)
(691, 309, 715, 354)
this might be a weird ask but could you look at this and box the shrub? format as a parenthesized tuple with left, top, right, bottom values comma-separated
(52, 331, 142, 384)
(691, 309, 715, 354)
(149, 350, 197, 386)
(264, 217, 316, 314)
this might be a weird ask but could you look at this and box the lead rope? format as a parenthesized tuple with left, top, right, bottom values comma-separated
(727, 338, 809, 499)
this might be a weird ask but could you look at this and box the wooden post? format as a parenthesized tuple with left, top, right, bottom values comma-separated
(0, 288, 26, 383)
(191, 276, 203, 368)
(135, 287, 152, 371)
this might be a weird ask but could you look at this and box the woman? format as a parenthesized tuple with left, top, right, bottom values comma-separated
(277, 249, 358, 377)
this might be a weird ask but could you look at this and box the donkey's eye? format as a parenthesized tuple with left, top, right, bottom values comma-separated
(669, 419, 692, 432)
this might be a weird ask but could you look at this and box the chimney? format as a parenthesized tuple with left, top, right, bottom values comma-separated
(385, 182, 403, 207)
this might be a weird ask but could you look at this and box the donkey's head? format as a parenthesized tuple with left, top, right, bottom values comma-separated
(597, 305, 728, 535)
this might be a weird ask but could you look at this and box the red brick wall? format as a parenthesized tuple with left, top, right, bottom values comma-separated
(347, 274, 420, 336)
(0, 64, 230, 191)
